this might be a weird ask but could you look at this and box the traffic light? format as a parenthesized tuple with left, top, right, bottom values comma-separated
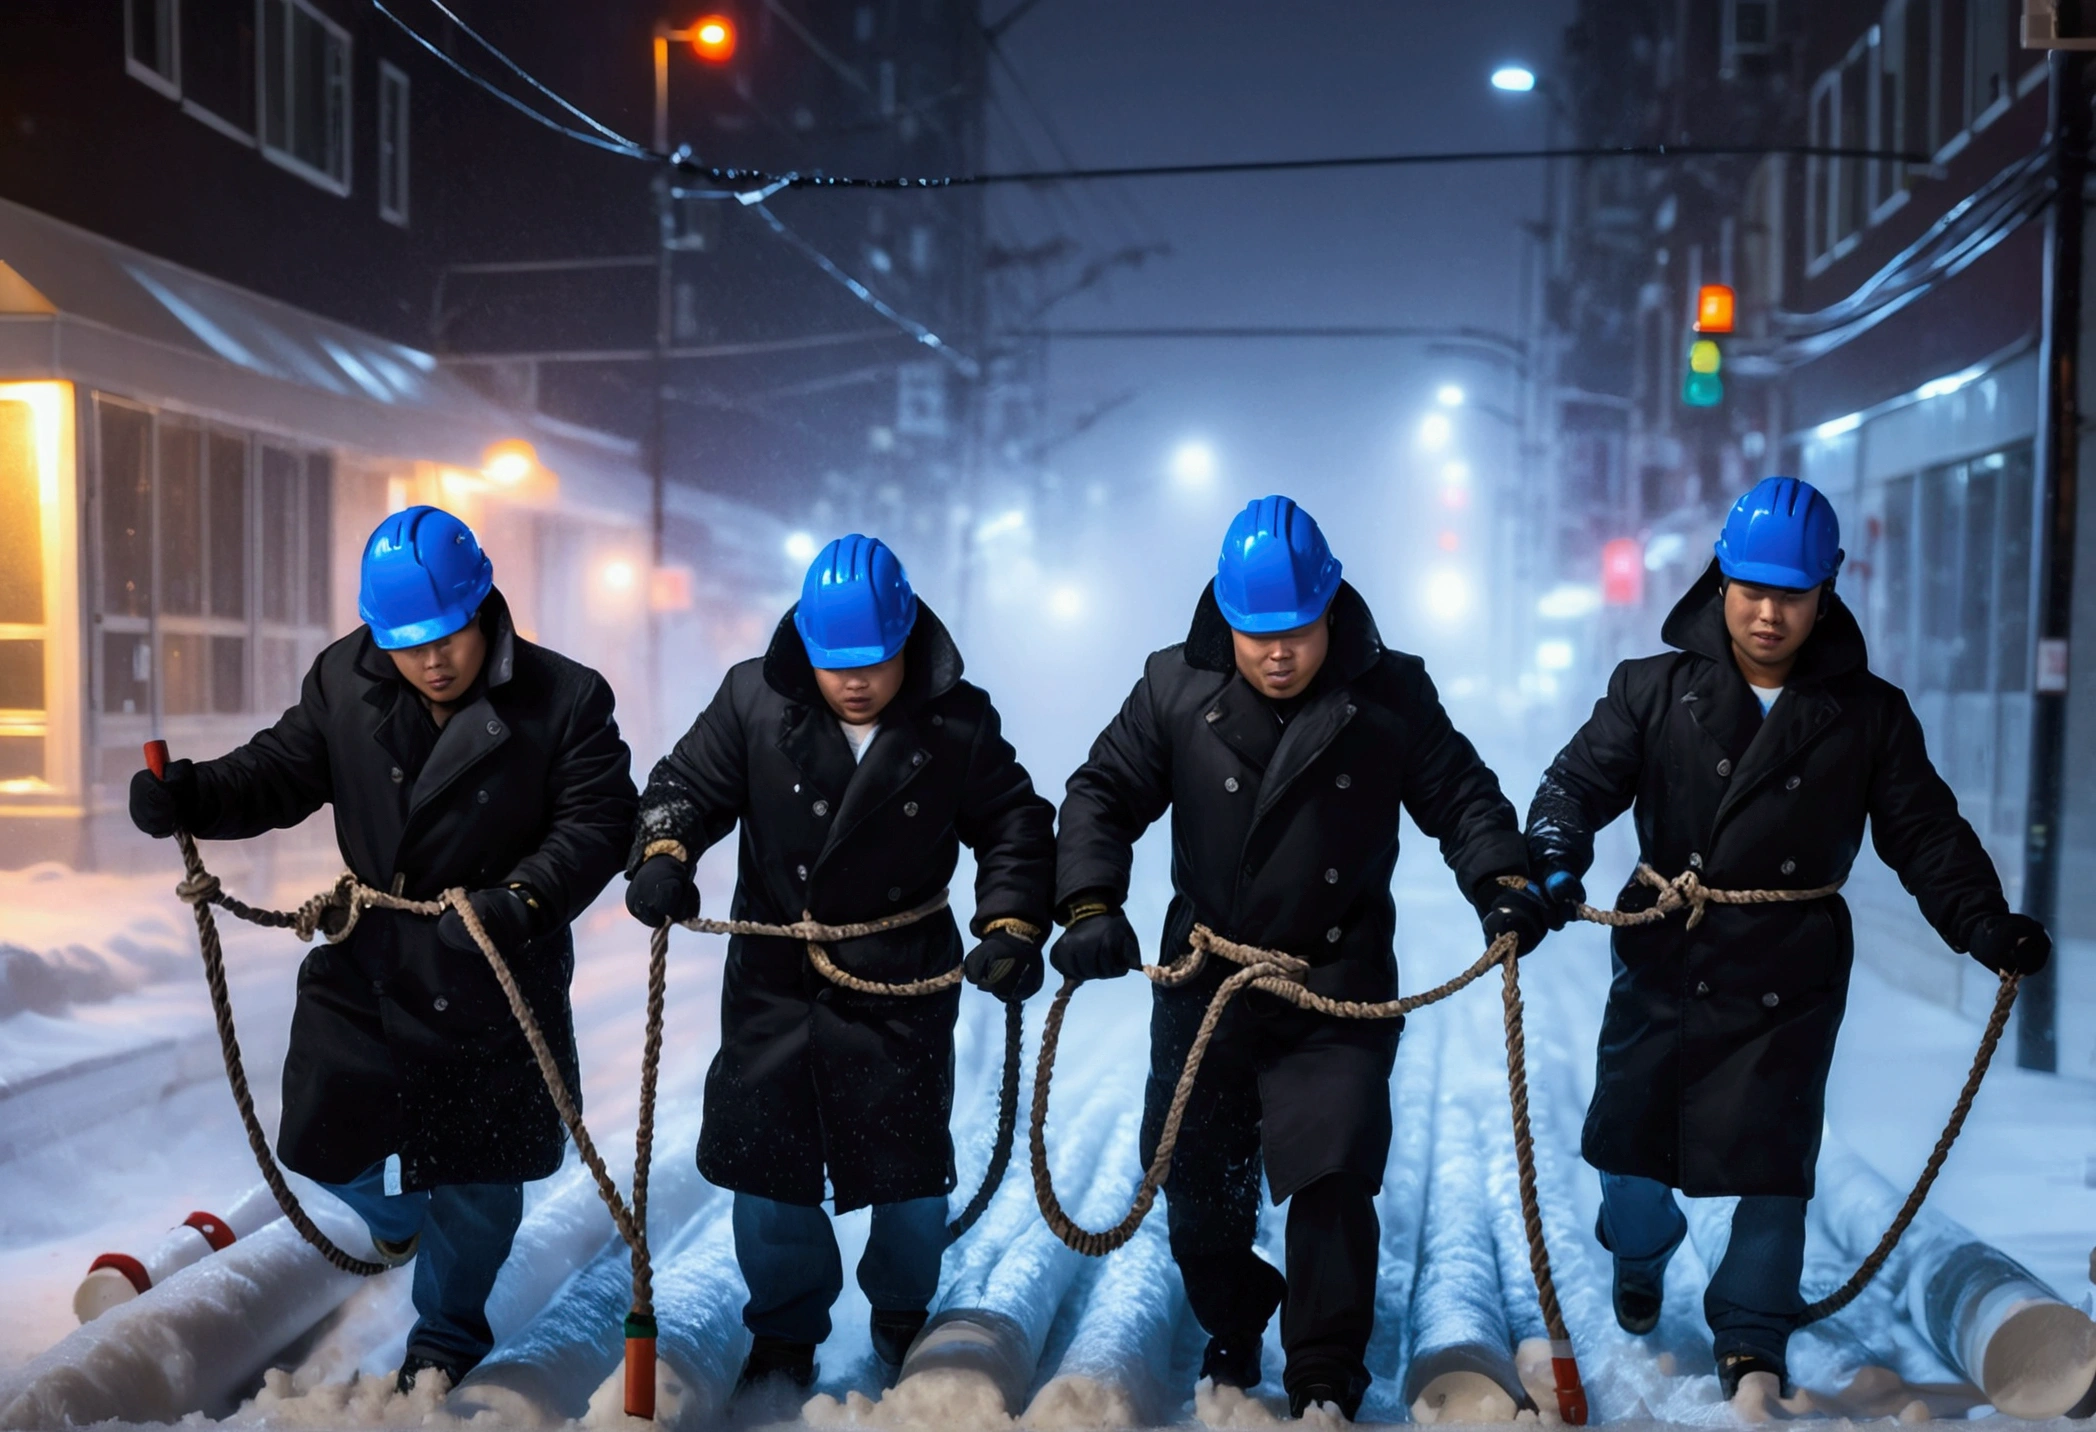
(1683, 283, 1732, 407)
(1695, 284, 1735, 333)
(690, 14, 737, 63)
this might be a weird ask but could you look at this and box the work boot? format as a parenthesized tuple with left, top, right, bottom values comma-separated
(1595, 1213, 1665, 1335)
(1717, 1349, 1791, 1402)
(869, 1309, 928, 1383)
(1285, 1364, 1368, 1421)
(734, 1336, 817, 1398)
(1199, 1333, 1264, 1391)
(394, 1351, 466, 1396)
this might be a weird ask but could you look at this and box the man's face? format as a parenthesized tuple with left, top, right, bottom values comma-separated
(1723, 579, 1820, 675)
(1231, 614, 1331, 699)
(387, 620, 488, 705)
(814, 652, 906, 724)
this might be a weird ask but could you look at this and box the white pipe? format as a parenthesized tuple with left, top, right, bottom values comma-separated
(71, 1183, 281, 1322)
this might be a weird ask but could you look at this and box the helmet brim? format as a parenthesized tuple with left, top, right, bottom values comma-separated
(1714, 557, 1826, 593)
(366, 605, 476, 651)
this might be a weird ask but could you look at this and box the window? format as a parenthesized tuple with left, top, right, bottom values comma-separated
(378, 63, 410, 226)
(260, 0, 351, 195)
(92, 398, 333, 770)
(1722, 0, 1774, 73)
(1808, 75, 1837, 265)
(181, 0, 258, 138)
(126, 0, 180, 96)
(0, 393, 52, 786)
(1837, 43, 1870, 240)
(1967, 0, 2015, 125)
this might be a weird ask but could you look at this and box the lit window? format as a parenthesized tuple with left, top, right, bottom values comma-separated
(260, 0, 351, 195)
(378, 63, 410, 227)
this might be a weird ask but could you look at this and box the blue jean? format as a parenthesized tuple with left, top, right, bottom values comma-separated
(325, 1162, 525, 1371)
(732, 1193, 946, 1344)
(1598, 1172, 1806, 1363)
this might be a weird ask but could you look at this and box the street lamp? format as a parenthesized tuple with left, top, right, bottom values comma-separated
(1170, 439, 1217, 487)
(1418, 412, 1453, 449)
(1490, 65, 1537, 92)
(1435, 383, 1466, 407)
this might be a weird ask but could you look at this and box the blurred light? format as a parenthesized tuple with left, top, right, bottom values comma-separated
(650, 564, 695, 613)
(977, 508, 1027, 542)
(1682, 370, 1724, 407)
(601, 558, 638, 591)
(1437, 530, 1460, 552)
(1643, 532, 1687, 570)
(1536, 639, 1576, 672)
(1688, 339, 1722, 375)
(1441, 460, 1471, 485)
(1536, 583, 1603, 620)
(1170, 439, 1217, 486)
(1916, 365, 1986, 401)
(1491, 66, 1537, 91)
(784, 531, 819, 562)
(1602, 538, 1645, 606)
(1440, 485, 1470, 511)
(1425, 569, 1470, 622)
(690, 14, 737, 62)
(1694, 284, 1736, 334)
(482, 439, 537, 486)
(1418, 412, 1453, 449)
(1046, 584, 1084, 620)
(1816, 412, 1862, 439)
(1435, 384, 1466, 407)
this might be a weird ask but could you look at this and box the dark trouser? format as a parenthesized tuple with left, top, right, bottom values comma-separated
(324, 1161, 524, 1372)
(732, 1193, 947, 1344)
(1598, 1172, 1806, 1363)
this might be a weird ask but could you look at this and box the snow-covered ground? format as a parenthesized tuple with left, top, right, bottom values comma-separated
(1, 833, 2092, 1431)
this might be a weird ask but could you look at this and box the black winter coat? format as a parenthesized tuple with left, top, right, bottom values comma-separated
(183, 592, 637, 1189)
(1527, 564, 2010, 1197)
(1055, 583, 1528, 1199)
(633, 603, 1055, 1211)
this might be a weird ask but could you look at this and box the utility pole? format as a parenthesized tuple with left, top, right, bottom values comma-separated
(2018, 46, 2088, 1072)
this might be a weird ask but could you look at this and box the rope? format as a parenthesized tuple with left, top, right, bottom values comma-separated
(675, 892, 1024, 1241)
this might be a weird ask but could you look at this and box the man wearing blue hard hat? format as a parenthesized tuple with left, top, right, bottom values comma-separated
(1053, 495, 1551, 1418)
(624, 534, 1054, 1395)
(1524, 476, 2049, 1400)
(128, 505, 637, 1392)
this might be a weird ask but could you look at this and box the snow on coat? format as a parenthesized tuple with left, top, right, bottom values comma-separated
(1526, 561, 2011, 1198)
(183, 590, 638, 1190)
(632, 602, 1055, 1211)
(1054, 581, 1528, 1202)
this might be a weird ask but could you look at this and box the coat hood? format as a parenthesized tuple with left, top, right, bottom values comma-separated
(763, 598, 965, 710)
(1660, 560, 1867, 683)
(1184, 579, 1385, 683)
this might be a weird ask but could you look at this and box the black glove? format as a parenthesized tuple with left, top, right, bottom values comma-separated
(1539, 869, 1587, 931)
(1967, 913, 2051, 977)
(438, 886, 540, 957)
(129, 758, 205, 838)
(1480, 878, 1554, 957)
(1049, 909, 1142, 983)
(625, 855, 700, 927)
(963, 928, 1045, 1003)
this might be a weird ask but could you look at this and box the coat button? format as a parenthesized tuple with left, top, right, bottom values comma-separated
(390, 766, 404, 783)
(888, 887, 902, 901)
(796, 864, 808, 880)
(1335, 773, 1352, 789)
(794, 783, 802, 793)
(1762, 992, 1781, 1008)
(911, 752, 924, 767)
(1781, 858, 1797, 875)
(813, 800, 830, 817)
(1786, 775, 1802, 790)
(486, 720, 501, 736)
(1695, 981, 1710, 996)
(931, 714, 944, 727)
(1688, 852, 1704, 869)
(1224, 777, 1239, 793)
(1205, 709, 1220, 723)
(476, 789, 488, 804)
(1326, 926, 1343, 944)
(1716, 759, 1732, 777)
(433, 997, 448, 1012)
(1325, 868, 1339, 884)
(903, 801, 919, 817)
(1344, 704, 1357, 717)
(372, 979, 385, 993)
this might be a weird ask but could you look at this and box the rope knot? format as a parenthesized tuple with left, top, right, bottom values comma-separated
(1645, 867, 1713, 928)
(175, 871, 222, 907)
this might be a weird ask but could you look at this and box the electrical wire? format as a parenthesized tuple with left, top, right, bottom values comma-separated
(408, 0, 647, 152)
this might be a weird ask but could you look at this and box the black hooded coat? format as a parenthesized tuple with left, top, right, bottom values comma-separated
(632, 603, 1055, 1211)
(1054, 582, 1528, 1202)
(1526, 564, 2010, 1196)
(177, 592, 637, 1190)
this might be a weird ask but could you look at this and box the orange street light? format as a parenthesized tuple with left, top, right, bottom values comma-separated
(690, 14, 737, 63)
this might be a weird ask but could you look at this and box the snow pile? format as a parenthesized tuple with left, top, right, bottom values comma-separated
(0, 863, 193, 1018)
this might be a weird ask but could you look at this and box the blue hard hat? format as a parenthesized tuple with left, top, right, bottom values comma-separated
(357, 506, 495, 650)
(1714, 476, 1844, 590)
(1214, 495, 1344, 633)
(794, 534, 918, 669)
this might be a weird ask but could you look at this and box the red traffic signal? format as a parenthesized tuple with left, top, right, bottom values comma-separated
(1695, 284, 1736, 334)
(1602, 538, 1645, 606)
(690, 14, 737, 63)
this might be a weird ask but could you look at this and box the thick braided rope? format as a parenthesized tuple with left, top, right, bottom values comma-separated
(1031, 925, 1517, 1257)
(676, 890, 1024, 1240)
(1499, 941, 1571, 1347)
(1575, 862, 1844, 930)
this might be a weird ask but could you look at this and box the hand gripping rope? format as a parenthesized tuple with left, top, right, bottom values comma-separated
(1029, 867, 2023, 1423)
(144, 741, 1022, 1418)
